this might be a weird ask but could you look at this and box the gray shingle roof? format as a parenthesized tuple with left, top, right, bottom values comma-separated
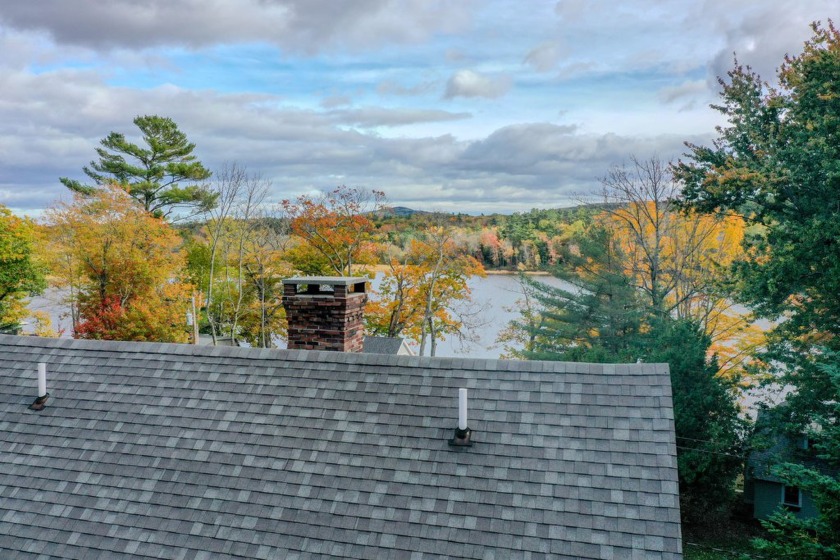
(0, 334, 682, 559)
(363, 336, 413, 355)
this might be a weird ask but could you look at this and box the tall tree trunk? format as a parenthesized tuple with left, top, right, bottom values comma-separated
(191, 293, 200, 344)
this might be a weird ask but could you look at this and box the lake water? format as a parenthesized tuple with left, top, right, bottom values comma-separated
(25, 274, 571, 359)
(372, 273, 572, 359)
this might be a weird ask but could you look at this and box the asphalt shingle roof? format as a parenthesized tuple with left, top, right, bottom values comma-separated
(363, 336, 412, 355)
(0, 334, 682, 559)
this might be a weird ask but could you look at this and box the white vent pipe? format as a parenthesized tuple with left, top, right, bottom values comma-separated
(38, 363, 47, 397)
(458, 388, 468, 430)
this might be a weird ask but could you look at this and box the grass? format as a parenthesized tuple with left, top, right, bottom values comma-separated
(683, 517, 767, 560)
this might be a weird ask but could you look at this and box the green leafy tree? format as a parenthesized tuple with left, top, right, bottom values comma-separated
(0, 205, 46, 330)
(675, 21, 840, 552)
(674, 21, 839, 352)
(754, 357, 840, 559)
(61, 115, 215, 218)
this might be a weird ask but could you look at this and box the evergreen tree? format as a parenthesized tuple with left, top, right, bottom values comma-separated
(61, 115, 215, 219)
(753, 358, 840, 559)
(639, 319, 746, 524)
(509, 225, 644, 362)
(675, 22, 840, 552)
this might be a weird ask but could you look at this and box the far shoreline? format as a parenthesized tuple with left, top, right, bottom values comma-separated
(366, 264, 551, 277)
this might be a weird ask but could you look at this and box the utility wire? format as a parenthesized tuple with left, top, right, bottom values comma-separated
(676, 435, 753, 450)
(683, 541, 767, 560)
(676, 445, 745, 460)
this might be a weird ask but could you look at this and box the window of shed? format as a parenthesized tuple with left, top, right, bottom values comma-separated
(782, 485, 801, 510)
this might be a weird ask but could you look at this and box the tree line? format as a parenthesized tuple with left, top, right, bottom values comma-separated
(0, 20, 837, 557)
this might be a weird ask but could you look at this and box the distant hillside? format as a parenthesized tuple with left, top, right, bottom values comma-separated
(375, 206, 429, 217)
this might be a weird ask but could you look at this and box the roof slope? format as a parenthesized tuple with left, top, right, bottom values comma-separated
(0, 335, 682, 559)
(747, 407, 838, 483)
(363, 335, 413, 355)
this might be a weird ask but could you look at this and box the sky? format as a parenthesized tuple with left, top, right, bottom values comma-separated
(0, 0, 833, 216)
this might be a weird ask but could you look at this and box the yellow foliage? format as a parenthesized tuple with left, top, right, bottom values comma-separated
(600, 201, 757, 379)
(366, 223, 485, 355)
(30, 310, 59, 338)
(43, 184, 191, 342)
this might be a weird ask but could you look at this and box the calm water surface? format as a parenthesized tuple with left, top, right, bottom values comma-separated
(379, 273, 571, 359)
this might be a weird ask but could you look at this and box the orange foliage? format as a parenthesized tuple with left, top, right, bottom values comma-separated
(282, 186, 384, 276)
(44, 184, 191, 342)
(366, 224, 485, 355)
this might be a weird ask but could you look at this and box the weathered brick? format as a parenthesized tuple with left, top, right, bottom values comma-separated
(283, 277, 368, 353)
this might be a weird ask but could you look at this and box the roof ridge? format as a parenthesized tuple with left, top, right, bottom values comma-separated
(0, 334, 669, 375)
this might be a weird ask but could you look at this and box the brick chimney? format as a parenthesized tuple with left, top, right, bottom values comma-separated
(282, 276, 368, 352)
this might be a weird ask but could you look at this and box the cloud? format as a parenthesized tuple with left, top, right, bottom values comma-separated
(444, 70, 512, 99)
(524, 41, 566, 73)
(539, 0, 830, 88)
(328, 108, 471, 128)
(0, 0, 472, 53)
(320, 95, 352, 109)
(703, 1, 828, 86)
(0, 61, 705, 215)
(369, 126, 706, 212)
(2, 0, 830, 216)
(460, 123, 580, 173)
(377, 79, 438, 97)
(658, 80, 708, 104)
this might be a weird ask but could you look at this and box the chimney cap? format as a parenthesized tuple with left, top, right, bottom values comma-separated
(283, 276, 368, 287)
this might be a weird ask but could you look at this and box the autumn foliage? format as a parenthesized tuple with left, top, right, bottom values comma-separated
(44, 184, 191, 342)
(366, 221, 485, 356)
(282, 186, 384, 276)
(601, 201, 760, 378)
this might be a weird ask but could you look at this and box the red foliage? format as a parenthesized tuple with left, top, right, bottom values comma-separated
(75, 296, 127, 340)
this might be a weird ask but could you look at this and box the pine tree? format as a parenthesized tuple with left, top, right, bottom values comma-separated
(61, 115, 215, 218)
(509, 225, 644, 362)
(503, 223, 747, 523)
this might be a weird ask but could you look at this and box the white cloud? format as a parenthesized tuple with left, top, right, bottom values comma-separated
(0, 0, 833, 216)
(320, 95, 353, 109)
(658, 80, 709, 104)
(0, 61, 703, 214)
(377, 79, 439, 97)
(444, 70, 512, 99)
(554, 0, 587, 21)
(524, 41, 567, 73)
(328, 108, 472, 128)
(702, 0, 829, 85)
